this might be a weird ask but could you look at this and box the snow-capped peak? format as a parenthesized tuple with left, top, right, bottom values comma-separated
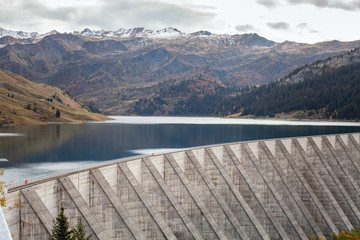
(74, 27, 185, 39)
(152, 28, 184, 38)
(188, 30, 215, 38)
(0, 27, 39, 39)
(0, 26, 277, 49)
(36, 30, 60, 39)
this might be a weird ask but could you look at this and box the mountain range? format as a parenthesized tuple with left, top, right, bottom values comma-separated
(0, 27, 360, 115)
(173, 47, 360, 120)
(0, 26, 274, 42)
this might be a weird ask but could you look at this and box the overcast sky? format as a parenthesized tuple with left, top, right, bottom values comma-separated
(0, 0, 360, 43)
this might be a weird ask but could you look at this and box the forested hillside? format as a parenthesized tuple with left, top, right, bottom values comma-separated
(1, 28, 359, 114)
(140, 48, 360, 120)
(173, 63, 360, 120)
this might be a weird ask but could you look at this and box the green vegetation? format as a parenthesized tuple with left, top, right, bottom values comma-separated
(171, 63, 360, 120)
(134, 96, 167, 115)
(87, 101, 101, 114)
(308, 234, 324, 240)
(49, 207, 92, 240)
(50, 207, 73, 240)
(2, 31, 359, 116)
(309, 229, 360, 240)
(56, 109, 61, 118)
(72, 219, 92, 240)
(128, 72, 227, 116)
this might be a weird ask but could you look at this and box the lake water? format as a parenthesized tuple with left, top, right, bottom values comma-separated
(1, 116, 360, 184)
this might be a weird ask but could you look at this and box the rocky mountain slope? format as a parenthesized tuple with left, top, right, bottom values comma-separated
(173, 48, 360, 119)
(279, 47, 360, 84)
(0, 69, 110, 125)
(0, 27, 359, 114)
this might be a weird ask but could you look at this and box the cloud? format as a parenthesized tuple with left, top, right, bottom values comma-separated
(0, 0, 217, 33)
(235, 24, 256, 32)
(267, 22, 290, 30)
(295, 22, 320, 34)
(286, 0, 360, 11)
(296, 23, 308, 29)
(256, 0, 278, 8)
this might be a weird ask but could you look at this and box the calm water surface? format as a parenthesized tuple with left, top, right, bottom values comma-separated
(1, 116, 360, 183)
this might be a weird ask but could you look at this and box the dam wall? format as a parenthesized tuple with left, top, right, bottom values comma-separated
(4, 133, 360, 239)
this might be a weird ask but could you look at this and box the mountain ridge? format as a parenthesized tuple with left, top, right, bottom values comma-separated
(0, 26, 275, 46)
(279, 47, 360, 84)
(171, 48, 360, 119)
(0, 26, 360, 114)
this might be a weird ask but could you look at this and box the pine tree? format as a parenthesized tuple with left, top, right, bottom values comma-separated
(49, 207, 73, 240)
(55, 109, 61, 118)
(72, 218, 92, 240)
(331, 233, 339, 240)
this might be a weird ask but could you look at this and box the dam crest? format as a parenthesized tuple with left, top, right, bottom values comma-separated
(4, 133, 360, 239)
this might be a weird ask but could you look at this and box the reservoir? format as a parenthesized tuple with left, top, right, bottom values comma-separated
(1, 116, 360, 183)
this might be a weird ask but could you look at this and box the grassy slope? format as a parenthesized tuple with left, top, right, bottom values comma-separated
(0, 69, 111, 126)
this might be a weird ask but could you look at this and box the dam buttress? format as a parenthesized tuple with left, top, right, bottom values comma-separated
(4, 133, 360, 239)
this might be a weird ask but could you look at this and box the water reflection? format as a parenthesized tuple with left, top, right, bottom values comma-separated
(0, 121, 359, 168)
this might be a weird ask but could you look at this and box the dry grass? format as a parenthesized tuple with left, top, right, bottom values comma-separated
(0, 69, 111, 126)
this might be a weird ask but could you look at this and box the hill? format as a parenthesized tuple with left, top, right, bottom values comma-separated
(0, 27, 360, 114)
(171, 48, 360, 120)
(0, 69, 110, 125)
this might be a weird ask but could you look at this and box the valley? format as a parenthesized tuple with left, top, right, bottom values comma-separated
(1, 27, 360, 117)
(0, 27, 360, 120)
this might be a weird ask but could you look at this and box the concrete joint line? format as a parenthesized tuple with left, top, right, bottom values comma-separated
(276, 140, 338, 235)
(59, 177, 109, 240)
(186, 150, 250, 240)
(323, 137, 360, 198)
(338, 135, 360, 174)
(293, 139, 353, 230)
(21, 189, 53, 234)
(224, 146, 290, 240)
(243, 143, 307, 240)
(349, 134, 360, 150)
(259, 141, 324, 238)
(165, 154, 229, 240)
(90, 169, 146, 240)
(119, 163, 177, 240)
(309, 138, 360, 223)
(205, 147, 270, 240)
(143, 158, 204, 240)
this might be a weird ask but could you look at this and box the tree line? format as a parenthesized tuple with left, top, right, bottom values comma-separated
(172, 63, 360, 120)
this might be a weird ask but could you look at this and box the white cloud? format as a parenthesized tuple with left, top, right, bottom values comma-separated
(0, 0, 216, 33)
(256, 0, 279, 8)
(0, 0, 359, 43)
(286, 0, 360, 11)
(297, 23, 308, 29)
(235, 24, 257, 32)
(267, 22, 290, 30)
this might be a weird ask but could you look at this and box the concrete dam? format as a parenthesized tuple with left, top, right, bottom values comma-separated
(4, 133, 360, 239)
